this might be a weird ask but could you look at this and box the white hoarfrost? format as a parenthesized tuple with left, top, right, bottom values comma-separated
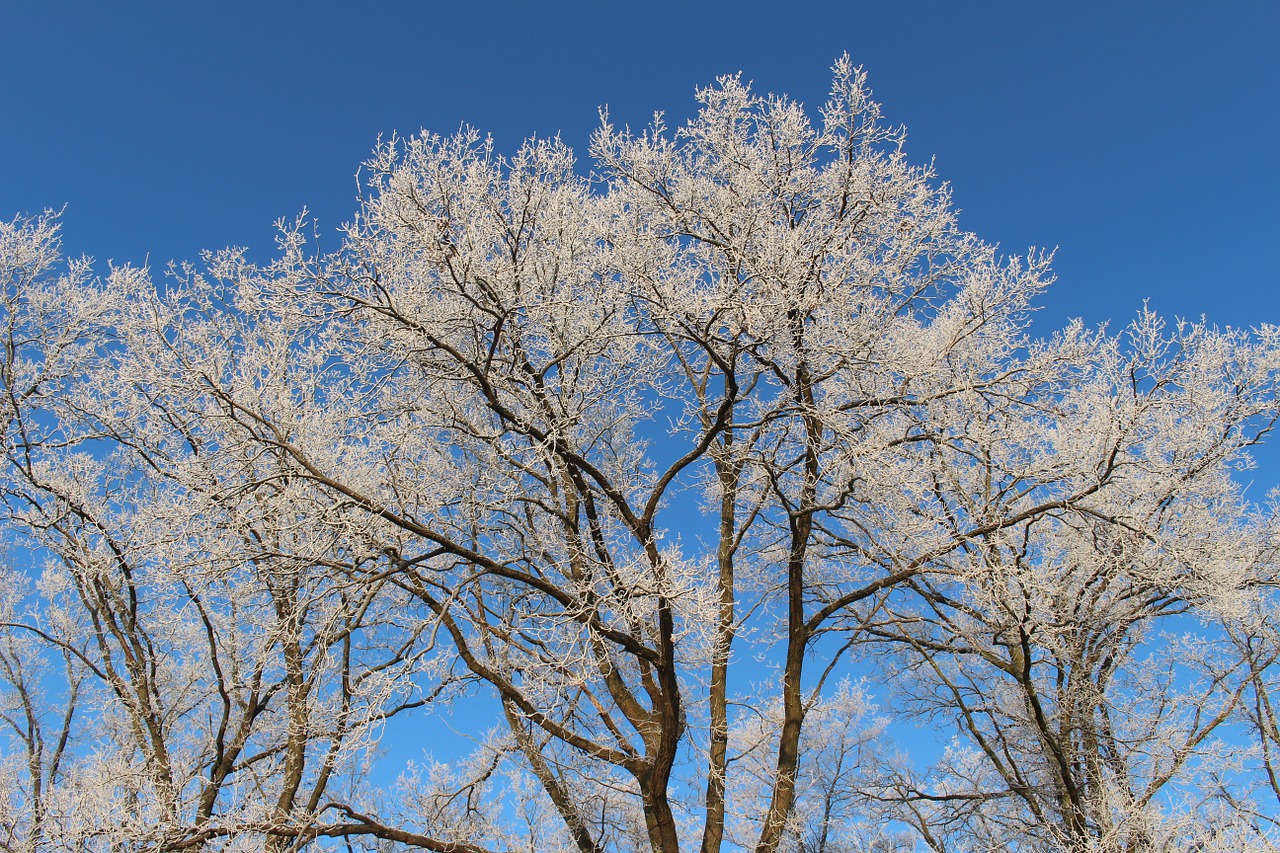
(1, 58, 1279, 853)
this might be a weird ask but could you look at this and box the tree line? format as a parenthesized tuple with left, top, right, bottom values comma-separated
(2, 58, 1279, 852)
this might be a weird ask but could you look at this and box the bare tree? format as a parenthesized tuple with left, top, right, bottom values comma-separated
(0, 58, 1278, 853)
(849, 313, 1280, 851)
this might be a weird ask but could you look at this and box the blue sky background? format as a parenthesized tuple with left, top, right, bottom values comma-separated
(1, 0, 1278, 783)
(2, 2, 1277, 460)
(4, 2, 1276, 325)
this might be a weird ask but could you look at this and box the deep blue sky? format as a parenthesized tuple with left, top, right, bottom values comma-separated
(4, 2, 1277, 332)
(2, 3, 1276, 339)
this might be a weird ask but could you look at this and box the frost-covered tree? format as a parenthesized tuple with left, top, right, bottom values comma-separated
(1, 57, 1278, 853)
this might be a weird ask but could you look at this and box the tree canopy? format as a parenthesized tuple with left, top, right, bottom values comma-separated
(2, 58, 1279, 853)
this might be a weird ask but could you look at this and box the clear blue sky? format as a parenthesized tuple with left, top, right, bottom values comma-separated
(2, 3, 1276, 348)
(4, 2, 1276, 331)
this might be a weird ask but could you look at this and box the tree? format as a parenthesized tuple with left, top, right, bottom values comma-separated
(0, 57, 1277, 853)
(0, 212, 435, 852)
(848, 311, 1280, 851)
